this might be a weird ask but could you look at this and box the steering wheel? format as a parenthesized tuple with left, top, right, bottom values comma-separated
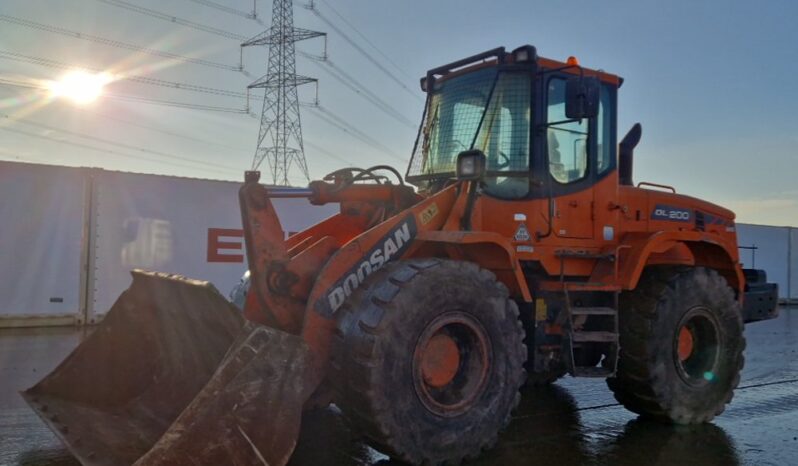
(494, 150, 510, 170)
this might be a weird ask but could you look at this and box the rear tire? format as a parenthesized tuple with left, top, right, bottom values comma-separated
(607, 267, 745, 424)
(331, 258, 526, 464)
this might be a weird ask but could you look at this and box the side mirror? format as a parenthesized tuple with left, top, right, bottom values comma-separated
(456, 150, 486, 181)
(565, 76, 600, 119)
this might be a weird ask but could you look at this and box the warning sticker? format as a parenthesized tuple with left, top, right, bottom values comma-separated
(418, 202, 439, 225)
(514, 223, 531, 242)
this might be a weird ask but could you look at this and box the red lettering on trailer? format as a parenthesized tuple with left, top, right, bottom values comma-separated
(207, 228, 244, 263)
(207, 229, 299, 263)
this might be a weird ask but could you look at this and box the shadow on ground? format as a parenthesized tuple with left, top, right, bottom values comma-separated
(290, 384, 740, 466)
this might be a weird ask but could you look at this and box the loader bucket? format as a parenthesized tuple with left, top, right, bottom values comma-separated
(22, 270, 312, 466)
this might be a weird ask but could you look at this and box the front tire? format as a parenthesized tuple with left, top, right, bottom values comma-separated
(607, 267, 745, 424)
(331, 259, 526, 464)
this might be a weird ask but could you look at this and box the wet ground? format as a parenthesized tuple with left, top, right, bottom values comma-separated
(1, 307, 796, 466)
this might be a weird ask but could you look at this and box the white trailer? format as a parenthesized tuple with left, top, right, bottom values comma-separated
(0, 161, 337, 327)
(737, 223, 796, 302)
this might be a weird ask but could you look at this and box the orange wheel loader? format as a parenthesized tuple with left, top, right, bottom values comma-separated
(23, 45, 779, 465)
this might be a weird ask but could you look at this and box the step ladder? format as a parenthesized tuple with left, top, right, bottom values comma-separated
(563, 291, 620, 378)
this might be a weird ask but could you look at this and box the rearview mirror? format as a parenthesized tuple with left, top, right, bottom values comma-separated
(565, 76, 600, 119)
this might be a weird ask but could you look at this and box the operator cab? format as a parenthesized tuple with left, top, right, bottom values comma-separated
(406, 46, 622, 201)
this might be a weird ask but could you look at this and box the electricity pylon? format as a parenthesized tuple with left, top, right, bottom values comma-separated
(242, 0, 324, 185)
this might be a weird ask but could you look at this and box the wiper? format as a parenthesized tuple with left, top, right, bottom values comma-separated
(468, 72, 501, 150)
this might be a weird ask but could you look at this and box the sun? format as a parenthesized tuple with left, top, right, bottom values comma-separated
(48, 70, 112, 105)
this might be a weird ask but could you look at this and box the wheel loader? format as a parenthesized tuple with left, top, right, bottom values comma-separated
(24, 45, 779, 465)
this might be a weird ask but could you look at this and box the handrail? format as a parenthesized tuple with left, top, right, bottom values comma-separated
(426, 47, 506, 82)
(636, 181, 676, 193)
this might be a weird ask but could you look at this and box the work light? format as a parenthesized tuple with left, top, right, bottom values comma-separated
(511, 45, 537, 63)
(456, 150, 486, 180)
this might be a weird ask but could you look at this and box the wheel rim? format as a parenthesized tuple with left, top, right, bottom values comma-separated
(677, 326, 695, 362)
(412, 312, 491, 417)
(673, 307, 721, 386)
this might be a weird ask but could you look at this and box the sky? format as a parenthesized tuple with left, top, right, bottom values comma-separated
(0, 0, 796, 226)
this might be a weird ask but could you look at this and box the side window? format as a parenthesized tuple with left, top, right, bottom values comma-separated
(547, 78, 588, 184)
(597, 85, 613, 174)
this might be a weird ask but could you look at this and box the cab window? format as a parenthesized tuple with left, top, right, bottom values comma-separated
(546, 78, 588, 184)
(597, 85, 613, 174)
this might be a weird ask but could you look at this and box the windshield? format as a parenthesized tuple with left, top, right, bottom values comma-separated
(408, 68, 532, 195)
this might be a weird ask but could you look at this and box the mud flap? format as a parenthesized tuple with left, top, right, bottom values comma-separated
(22, 270, 311, 466)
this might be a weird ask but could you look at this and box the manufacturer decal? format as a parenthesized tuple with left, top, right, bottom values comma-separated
(514, 223, 531, 242)
(318, 216, 417, 317)
(418, 202, 439, 225)
(651, 204, 692, 222)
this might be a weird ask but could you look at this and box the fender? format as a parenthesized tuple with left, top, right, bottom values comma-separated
(410, 230, 532, 302)
(617, 230, 744, 297)
(299, 184, 460, 379)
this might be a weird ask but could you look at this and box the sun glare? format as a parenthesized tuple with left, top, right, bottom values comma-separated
(48, 70, 112, 105)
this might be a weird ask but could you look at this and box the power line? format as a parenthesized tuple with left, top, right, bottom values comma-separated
(0, 81, 352, 168)
(305, 2, 423, 103)
(316, 0, 413, 81)
(0, 76, 250, 114)
(303, 104, 407, 163)
(76, 104, 352, 168)
(0, 50, 248, 99)
(299, 51, 416, 129)
(0, 125, 240, 175)
(90, 91, 249, 113)
(303, 140, 353, 167)
(74, 107, 252, 152)
(185, 0, 264, 24)
(0, 51, 223, 94)
(0, 80, 364, 171)
(72, 104, 354, 168)
(2, 113, 242, 172)
(0, 77, 41, 91)
(0, 14, 242, 72)
(95, 0, 250, 41)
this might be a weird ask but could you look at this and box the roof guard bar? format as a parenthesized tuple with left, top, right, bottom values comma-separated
(423, 47, 506, 91)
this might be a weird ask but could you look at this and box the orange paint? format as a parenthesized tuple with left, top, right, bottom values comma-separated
(421, 334, 461, 388)
(678, 326, 695, 361)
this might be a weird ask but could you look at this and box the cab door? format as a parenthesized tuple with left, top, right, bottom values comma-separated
(544, 76, 594, 239)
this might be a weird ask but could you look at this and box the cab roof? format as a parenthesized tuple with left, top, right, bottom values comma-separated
(422, 45, 623, 91)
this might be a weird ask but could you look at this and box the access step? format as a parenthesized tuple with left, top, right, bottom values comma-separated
(572, 366, 615, 378)
(563, 291, 620, 378)
(570, 306, 617, 316)
(538, 281, 623, 292)
(571, 331, 619, 343)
